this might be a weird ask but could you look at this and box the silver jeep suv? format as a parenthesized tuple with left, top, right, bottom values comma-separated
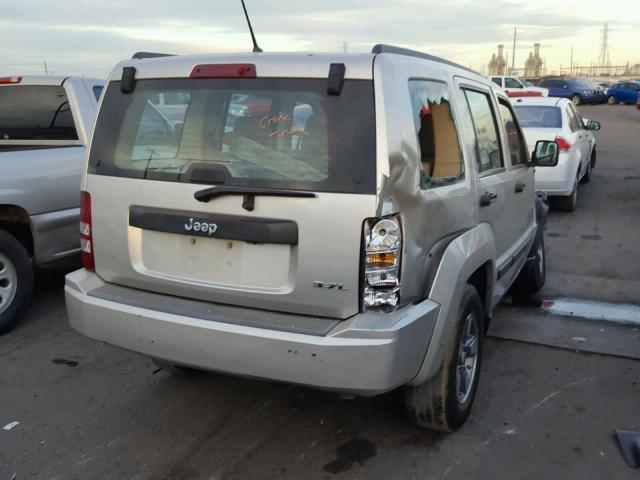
(65, 45, 558, 430)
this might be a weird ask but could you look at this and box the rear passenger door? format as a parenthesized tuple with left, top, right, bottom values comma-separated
(495, 96, 535, 246)
(539, 80, 561, 97)
(624, 83, 640, 103)
(458, 81, 517, 272)
(566, 104, 589, 178)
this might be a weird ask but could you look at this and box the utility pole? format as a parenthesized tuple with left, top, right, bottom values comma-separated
(570, 46, 574, 76)
(511, 27, 517, 72)
(44, 60, 48, 76)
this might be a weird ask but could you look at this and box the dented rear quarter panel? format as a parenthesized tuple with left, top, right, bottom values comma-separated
(373, 54, 479, 306)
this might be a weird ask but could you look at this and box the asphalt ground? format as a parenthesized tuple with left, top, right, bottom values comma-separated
(1, 104, 639, 480)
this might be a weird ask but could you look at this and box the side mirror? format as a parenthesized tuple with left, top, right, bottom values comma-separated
(531, 140, 559, 167)
(585, 120, 601, 131)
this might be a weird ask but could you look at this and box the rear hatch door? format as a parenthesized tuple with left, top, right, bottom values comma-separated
(86, 71, 377, 319)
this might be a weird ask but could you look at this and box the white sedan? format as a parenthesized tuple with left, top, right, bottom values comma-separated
(513, 97, 600, 211)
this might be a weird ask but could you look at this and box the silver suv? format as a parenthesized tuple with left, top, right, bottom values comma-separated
(65, 46, 558, 430)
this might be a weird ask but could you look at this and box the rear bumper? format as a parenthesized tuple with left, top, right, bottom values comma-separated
(534, 153, 577, 196)
(65, 269, 440, 396)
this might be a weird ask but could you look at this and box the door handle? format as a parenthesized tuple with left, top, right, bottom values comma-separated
(515, 182, 526, 193)
(479, 191, 498, 207)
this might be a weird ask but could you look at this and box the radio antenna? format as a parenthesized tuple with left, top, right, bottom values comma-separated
(240, 0, 263, 53)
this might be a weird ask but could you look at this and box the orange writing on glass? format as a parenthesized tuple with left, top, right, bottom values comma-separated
(259, 112, 290, 128)
(268, 127, 309, 138)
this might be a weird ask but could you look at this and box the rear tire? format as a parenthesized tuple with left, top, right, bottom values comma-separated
(580, 160, 592, 184)
(404, 285, 483, 431)
(152, 358, 202, 376)
(571, 94, 582, 106)
(0, 230, 33, 335)
(552, 175, 578, 212)
(511, 227, 546, 294)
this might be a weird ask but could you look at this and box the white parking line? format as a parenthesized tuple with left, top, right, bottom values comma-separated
(542, 298, 640, 326)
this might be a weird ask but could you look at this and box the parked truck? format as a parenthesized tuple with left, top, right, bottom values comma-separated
(0, 75, 104, 333)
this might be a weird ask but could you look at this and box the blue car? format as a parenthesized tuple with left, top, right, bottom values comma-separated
(606, 82, 640, 105)
(537, 78, 601, 106)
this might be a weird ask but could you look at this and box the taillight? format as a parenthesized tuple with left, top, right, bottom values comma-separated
(80, 191, 94, 270)
(555, 137, 571, 152)
(189, 64, 257, 79)
(362, 215, 402, 310)
(0, 76, 22, 84)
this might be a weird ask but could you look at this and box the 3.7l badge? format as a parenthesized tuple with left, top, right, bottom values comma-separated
(313, 281, 349, 291)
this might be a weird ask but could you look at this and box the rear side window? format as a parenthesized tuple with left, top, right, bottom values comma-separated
(463, 90, 503, 174)
(408, 80, 464, 189)
(491, 78, 503, 87)
(504, 77, 522, 89)
(497, 99, 528, 166)
(568, 103, 584, 128)
(90, 78, 376, 194)
(0, 85, 78, 141)
(565, 106, 580, 131)
(514, 106, 562, 128)
(93, 85, 104, 101)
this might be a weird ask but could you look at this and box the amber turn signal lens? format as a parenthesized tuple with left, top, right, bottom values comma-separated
(366, 251, 397, 268)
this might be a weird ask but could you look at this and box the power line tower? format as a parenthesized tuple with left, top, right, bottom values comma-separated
(598, 23, 611, 69)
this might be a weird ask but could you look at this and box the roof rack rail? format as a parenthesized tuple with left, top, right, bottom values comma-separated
(371, 44, 478, 75)
(132, 52, 175, 60)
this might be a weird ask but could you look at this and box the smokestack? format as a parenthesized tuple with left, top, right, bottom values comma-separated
(534, 43, 540, 57)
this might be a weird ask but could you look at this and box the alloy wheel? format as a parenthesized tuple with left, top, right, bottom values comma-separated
(456, 313, 479, 404)
(0, 252, 18, 315)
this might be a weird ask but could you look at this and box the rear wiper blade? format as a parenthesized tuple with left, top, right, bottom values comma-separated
(194, 185, 316, 211)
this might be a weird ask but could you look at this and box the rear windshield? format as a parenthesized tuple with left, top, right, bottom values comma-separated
(89, 78, 376, 194)
(0, 85, 77, 141)
(514, 106, 562, 128)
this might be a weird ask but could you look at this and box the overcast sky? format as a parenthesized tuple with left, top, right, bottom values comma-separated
(1, 0, 638, 78)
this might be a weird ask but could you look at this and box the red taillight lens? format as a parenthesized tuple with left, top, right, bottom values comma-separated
(189, 64, 257, 79)
(0, 76, 22, 84)
(554, 137, 571, 152)
(80, 191, 94, 271)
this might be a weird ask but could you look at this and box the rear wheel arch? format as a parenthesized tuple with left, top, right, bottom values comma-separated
(409, 224, 495, 386)
(466, 261, 493, 329)
(0, 205, 34, 258)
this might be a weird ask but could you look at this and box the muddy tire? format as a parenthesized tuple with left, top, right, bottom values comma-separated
(0, 230, 33, 335)
(152, 358, 202, 376)
(511, 227, 546, 294)
(404, 285, 483, 431)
